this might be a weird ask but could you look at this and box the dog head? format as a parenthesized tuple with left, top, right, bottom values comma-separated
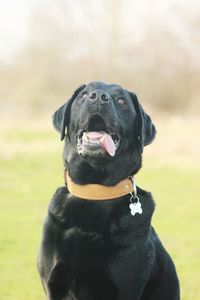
(53, 81, 156, 184)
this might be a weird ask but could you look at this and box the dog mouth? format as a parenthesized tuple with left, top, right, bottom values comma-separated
(77, 115, 120, 157)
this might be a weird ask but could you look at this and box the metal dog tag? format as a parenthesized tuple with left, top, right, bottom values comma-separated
(129, 198, 143, 216)
(129, 179, 143, 216)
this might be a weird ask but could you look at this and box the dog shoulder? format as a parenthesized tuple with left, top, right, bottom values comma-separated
(48, 186, 69, 224)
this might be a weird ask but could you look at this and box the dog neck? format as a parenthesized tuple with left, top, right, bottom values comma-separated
(64, 170, 135, 201)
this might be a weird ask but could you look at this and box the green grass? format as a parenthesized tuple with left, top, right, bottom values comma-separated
(0, 128, 200, 300)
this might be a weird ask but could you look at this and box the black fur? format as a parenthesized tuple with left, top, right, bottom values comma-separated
(38, 81, 180, 300)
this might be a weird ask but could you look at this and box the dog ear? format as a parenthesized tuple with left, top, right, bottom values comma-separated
(129, 92, 156, 147)
(52, 84, 86, 140)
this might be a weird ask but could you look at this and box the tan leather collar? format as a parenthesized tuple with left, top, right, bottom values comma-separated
(64, 170, 134, 200)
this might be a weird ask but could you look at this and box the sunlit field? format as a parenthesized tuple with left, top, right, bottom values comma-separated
(1, 119, 200, 300)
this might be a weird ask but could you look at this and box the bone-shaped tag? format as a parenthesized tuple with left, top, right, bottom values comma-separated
(129, 201, 143, 216)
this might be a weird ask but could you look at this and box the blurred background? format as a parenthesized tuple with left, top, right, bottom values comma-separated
(0, 0, 199, 299)
(1, 0, 200, 115)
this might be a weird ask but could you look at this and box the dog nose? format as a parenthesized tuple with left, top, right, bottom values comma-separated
(89, 90, 109, 103)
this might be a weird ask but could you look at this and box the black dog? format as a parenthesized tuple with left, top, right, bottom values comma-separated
(37, 81, 180, 300)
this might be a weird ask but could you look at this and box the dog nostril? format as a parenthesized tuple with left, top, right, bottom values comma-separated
(89, 92, 97, 100)
(101, 94, 109, 102)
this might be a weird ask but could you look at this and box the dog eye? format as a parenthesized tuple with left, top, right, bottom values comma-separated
(80, 92, 88, 100)
(117, 98, 126, 105)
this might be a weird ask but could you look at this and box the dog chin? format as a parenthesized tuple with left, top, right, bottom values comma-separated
(78, 145, 110, 159)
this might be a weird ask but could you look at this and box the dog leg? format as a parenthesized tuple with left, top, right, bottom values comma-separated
(140, 259, 180, 300)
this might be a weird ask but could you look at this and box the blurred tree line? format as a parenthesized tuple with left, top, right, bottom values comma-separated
(0, 0, 199, 115)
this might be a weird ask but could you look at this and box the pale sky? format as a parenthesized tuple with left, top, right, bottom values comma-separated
(0, 0, 199, 62)
(0, 0, 43, 60)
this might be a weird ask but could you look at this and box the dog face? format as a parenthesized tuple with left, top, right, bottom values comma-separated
(53, 81, 156, 183)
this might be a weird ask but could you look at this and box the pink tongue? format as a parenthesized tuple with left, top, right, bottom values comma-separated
(87, 131, 116, 157)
